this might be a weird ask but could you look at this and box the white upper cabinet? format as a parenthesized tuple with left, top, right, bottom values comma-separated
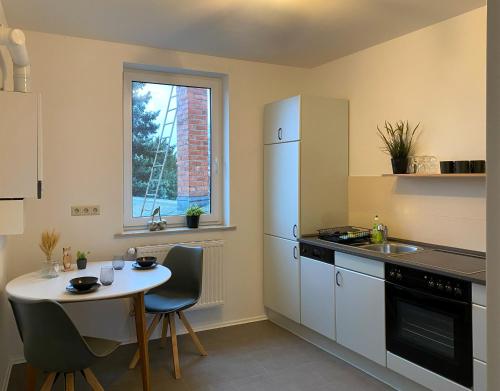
(0, 92, 41, 199)
(263, 95, 349, 237)
(264, 142, 299, 240)
(264, 95, 300, 144)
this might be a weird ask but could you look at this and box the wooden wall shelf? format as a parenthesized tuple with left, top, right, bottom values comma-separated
(382, 173, 486, 178)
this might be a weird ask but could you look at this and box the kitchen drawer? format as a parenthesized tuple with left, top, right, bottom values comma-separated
(473, 359, 487, 391)
(473, 304, 486, 362)
(335, 252, 384, 278)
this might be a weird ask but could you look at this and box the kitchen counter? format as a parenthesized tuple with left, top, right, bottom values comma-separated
(299, 236, 486, 285)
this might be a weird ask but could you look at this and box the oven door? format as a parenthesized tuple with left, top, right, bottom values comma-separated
(386, 281, 472, 387)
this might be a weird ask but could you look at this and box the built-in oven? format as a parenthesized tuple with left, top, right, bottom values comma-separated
(385, 263, 472, 387)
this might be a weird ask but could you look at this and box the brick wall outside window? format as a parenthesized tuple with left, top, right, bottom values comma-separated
(176, 86, 210, 212)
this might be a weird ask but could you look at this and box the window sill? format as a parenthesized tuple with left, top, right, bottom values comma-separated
(115, 224, 236, 238)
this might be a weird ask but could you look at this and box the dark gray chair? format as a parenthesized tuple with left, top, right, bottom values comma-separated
(129, 245, 207, 379)
(9, 298, 120, 391)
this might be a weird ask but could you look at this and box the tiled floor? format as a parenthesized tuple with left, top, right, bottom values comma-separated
(8, 320, 391, 390)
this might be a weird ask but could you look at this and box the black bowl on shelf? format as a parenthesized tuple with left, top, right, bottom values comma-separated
(69, 276, 98, 291)
(136, 256, 157, 268)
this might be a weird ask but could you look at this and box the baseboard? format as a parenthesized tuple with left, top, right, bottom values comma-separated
(2, 313, 269, 390)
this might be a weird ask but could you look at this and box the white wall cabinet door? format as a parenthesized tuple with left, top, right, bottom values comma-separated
(264, 142, 299, 240)
(263, 95, 300, 144)
(300, 256, 335, 339)
(335, 267, 386, 366)
(0, 92, 39, 198)
(264, 235, 300, 323)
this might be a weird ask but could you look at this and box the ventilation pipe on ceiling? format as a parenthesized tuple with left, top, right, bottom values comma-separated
(0, 25, 30, 92)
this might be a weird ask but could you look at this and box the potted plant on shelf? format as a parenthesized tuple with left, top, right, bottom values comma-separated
(377, 120, 420, 174)
(186, 205, 204, 229)
(76, 250, 90, 270)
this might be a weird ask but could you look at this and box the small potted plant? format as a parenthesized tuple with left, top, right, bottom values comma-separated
(76, 250, 90, 270)
(377, 121, 420, 174)
(186, 205, 204, 228)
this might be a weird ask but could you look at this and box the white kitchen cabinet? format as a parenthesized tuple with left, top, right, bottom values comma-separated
(263, 95, 348, 237)
(264, 235, 300, 323)
(263, 95, 300, 144)
(0, 92, 42, 199)
(300, 256, 335, 339)
(264, 142, 300, 240)
(473, 304, 486, 363)
(473, 359, 487, 391)
(335, 266, 386, 366)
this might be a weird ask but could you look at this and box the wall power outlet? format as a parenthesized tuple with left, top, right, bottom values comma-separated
(71, 205, 100, 216)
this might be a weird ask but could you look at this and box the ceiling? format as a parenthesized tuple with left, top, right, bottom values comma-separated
(2, 0, 485, 68)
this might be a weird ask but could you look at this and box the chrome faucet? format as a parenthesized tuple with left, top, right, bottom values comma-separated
(377, 224, 388, 243)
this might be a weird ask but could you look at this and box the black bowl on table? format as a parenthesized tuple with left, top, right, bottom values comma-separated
(136, 256, 157, 268)
(69, 276, 99, 291)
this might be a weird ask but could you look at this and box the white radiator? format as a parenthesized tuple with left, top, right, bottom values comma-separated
(135, 240, 224, 309)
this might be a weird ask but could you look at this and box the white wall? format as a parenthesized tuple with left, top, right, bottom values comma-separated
(1, 31, 308, 363)
(0, 1, 13, 388)
(307, 8, 486, 250)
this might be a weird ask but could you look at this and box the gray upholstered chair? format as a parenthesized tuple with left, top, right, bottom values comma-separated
(129, 245, 207, 379)
(9, 298, 120, 391)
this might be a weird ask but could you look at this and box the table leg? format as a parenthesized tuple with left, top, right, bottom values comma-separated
(133, 292, 150, 391)
(26, 364, 37, 391)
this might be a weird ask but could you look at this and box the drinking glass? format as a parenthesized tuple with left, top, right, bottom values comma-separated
(100, 266, 114, 286)
(112, 256, 125, 270)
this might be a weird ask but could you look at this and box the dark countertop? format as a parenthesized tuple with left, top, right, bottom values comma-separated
(299, 236, 486, 285)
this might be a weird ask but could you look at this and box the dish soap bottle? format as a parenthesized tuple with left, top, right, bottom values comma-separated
(371, 215, 383, 244)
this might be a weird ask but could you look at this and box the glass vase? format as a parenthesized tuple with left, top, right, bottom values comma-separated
(41, 260, 60, 278)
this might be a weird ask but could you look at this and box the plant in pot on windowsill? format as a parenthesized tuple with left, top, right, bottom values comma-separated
(377, 120, 420, 174)
(76, 250, 90, 270)
(186, 205, 204, 229)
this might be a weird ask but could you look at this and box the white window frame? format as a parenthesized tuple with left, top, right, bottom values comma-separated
(123, 69, 223, 229)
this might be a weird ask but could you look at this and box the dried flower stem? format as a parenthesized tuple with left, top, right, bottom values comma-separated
(39, 229, 60, 261)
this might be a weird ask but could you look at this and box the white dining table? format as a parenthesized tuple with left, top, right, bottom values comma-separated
(6, 261, 171, 391)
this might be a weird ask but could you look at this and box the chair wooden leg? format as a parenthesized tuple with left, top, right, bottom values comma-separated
(168, 313, 181, 379)
(161, 314, 169, 348)
(129, 313, 162, 369)
(82, 368, 104, 391)
(40, 372, 57, 391)
(26, 364, 37, 391)
(178, 311, 208, 356)
(64, 373, 75, 391)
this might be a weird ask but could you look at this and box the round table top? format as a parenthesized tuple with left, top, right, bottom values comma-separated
(6, 261, 171, 303)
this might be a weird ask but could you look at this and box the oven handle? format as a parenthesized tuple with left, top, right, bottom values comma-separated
(385, 281, 471, 306)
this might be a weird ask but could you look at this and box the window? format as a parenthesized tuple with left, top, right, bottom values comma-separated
(123, 70, 223, 228)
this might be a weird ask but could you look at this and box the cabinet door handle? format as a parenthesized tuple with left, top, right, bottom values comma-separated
(293, 246, 298, 260)
(336, 271, 343, 287)
(292, 224, 298, 238)
(277, 127, 283, 140)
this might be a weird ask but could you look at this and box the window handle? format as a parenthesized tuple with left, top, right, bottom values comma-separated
(292, 224, 298, 238)
(293, 246, 298, 260)
(277, 127, 283, 140)
(336, 271, 343, 287)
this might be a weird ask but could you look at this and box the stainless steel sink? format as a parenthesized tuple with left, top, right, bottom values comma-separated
(360, 243, 423, 254)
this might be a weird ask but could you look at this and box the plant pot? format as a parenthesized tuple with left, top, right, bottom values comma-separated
(77, 258, 87, 270)
(186, 215, 200, 229)
(391, 158, 409, 174)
